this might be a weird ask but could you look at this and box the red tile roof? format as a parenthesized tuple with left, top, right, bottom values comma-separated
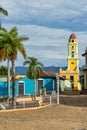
(69, 33, 77, 39)
(41, 71, 56, 77)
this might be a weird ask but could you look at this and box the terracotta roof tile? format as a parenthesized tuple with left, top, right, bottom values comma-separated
(69, 33, 77, 39)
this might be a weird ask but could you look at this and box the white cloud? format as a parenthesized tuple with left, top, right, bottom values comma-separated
(1, 0, 87, 24)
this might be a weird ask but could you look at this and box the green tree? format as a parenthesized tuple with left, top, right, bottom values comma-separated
(23, 56, 44, 98)
(0, 27, 29, 107)
(0, 65, 8, 75)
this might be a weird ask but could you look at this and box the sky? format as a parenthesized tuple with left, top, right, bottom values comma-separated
(0, 0, 87, 67)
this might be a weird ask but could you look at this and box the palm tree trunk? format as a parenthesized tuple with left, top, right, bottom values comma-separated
(7, 58, 10, 103)
(12, 59, 16, 108)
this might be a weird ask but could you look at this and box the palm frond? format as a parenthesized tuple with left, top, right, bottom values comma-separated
(17, 36, 29, 41)
(9, 26, 17, 34)
(17, 43, 26, 59)
(23, 60, 30, 66)
(0, 7, 8, 16)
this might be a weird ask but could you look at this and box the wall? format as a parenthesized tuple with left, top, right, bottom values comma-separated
(0, 82, 7, 97)
(42, 77, 56, 92)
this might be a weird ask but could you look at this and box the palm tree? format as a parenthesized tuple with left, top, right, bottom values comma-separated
(23, 56, 44, 98)
(0, 7, 8, 102)
(0, 30, 11, 102)
(0, 27, 13, 103)
(0, 27, 29, 107)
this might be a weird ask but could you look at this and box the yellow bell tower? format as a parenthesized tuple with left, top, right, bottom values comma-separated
(60, 34, 79, 90)
(68, 34, 79, 71)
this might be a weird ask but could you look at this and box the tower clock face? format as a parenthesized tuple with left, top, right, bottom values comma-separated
(70, 60, 77, 71)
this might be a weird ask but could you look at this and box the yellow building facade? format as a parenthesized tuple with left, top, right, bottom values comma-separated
(59, 34, 79, 90)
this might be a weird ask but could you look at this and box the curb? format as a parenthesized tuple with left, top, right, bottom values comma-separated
(0, 104, 52, 113)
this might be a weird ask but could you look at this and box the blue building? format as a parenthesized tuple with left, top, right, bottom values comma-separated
(0, 76, 56, 97)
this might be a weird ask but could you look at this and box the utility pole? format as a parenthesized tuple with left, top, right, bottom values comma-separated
(56, 73, 59, 104)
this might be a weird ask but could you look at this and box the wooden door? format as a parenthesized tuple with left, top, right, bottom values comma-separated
(18, 82, 24, 96)
(38, 79, 43, 92)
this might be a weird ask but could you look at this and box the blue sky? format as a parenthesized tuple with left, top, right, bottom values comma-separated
(0, 0, 87, 67)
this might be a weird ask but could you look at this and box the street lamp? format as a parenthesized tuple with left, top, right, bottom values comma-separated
(56, 73, 59, 104)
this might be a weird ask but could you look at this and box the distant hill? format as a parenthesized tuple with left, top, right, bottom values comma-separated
(15, 66, 67, 75)
(15, 66, 27, 75)
(43, 66, 67, 73)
